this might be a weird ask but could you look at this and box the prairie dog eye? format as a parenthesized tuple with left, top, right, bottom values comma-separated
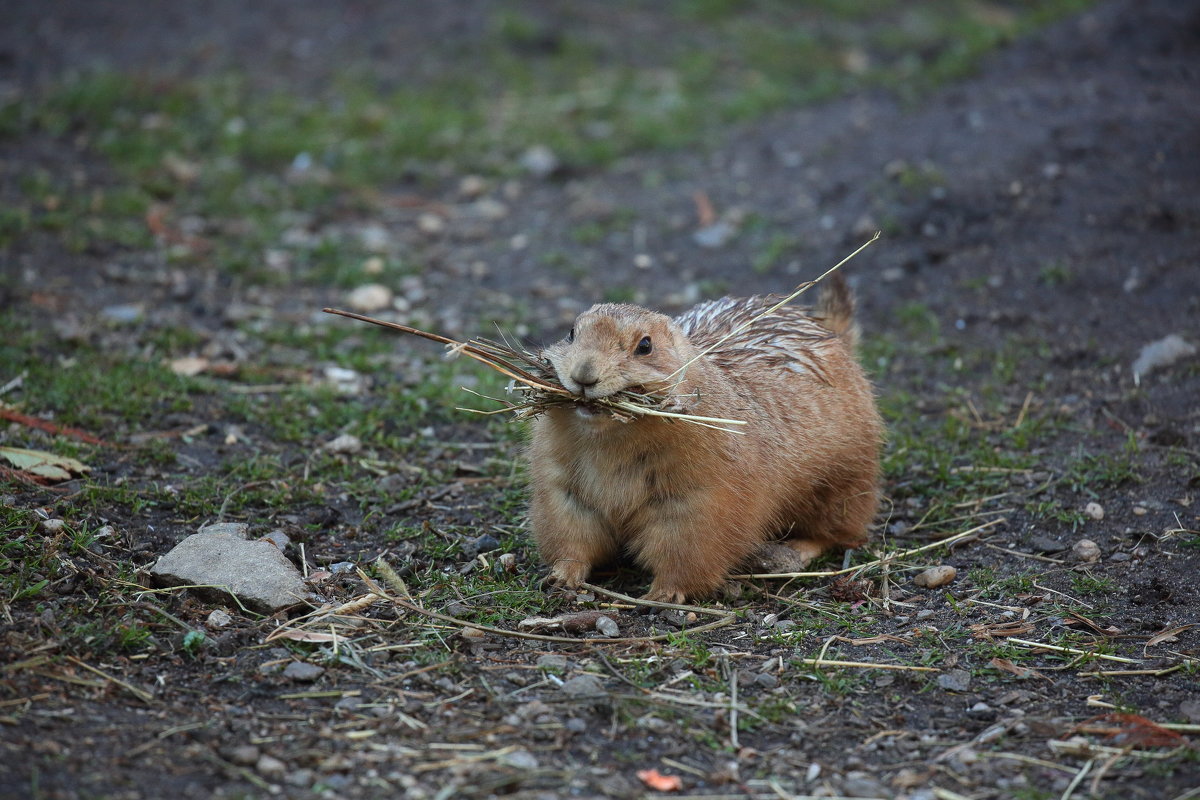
(634, 336, 653, 356)
(567, 327, 575, 343)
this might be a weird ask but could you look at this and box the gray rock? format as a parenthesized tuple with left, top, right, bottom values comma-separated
(560, 674, 607, 699)
(228, 745, 260, 765)
(755, 672, 780, 690)
(282, 661, 325, 682)
(260, 530, 290, 551)
(595, 615, 620, 638)
(937, 669, 972, 692)
(1029, 535, 1066, 553)
(536, 654, 569, 672)
(151, 524, 309, 613)
(464, 533, 500, 556)
(205, 608, 233, 628)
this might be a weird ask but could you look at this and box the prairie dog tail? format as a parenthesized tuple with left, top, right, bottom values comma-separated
(815, 272, 860, 349)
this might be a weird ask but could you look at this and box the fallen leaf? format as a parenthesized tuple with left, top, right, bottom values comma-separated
(637, 769, 683, 792)
(1075, 713, 1188, 748)
(1146, 623, 1194, 647)
(0, 446, 91, 482)
(989, 657, 1047, 681)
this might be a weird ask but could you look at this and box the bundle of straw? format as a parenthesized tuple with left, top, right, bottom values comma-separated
(323, 233, 877, 434)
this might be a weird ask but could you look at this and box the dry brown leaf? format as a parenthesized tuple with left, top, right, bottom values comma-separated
(989, 657, 1048, 681)
(1075, 713, 1189, 748)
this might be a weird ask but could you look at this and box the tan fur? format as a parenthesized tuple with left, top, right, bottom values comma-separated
(529, 274, 884, 603)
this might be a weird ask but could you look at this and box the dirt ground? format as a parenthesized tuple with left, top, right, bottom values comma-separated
(1, 1, 1199, 799)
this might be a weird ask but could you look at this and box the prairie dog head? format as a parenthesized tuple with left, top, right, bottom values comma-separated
(542, 304, 696, 401)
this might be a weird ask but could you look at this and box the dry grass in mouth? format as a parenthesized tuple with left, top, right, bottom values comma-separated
(324, 233, 878, 433)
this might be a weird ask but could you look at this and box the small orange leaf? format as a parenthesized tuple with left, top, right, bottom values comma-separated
(637, 769, 683, 792)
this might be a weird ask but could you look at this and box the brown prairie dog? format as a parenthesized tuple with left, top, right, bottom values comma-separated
(529, 274, 884, 603)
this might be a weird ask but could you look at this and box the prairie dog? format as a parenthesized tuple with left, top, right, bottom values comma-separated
(529, 275, 883, 603)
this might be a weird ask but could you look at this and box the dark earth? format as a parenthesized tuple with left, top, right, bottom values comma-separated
(1, 1, 1199, 799)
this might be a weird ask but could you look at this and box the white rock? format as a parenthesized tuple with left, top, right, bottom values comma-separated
(1084, 502, 1104, 521)
(323, 433, 362, 454)
(346, 283, 393, 312)
(1132, 334, 1196, 385)
(40, 518, 67, 534)
(520, 144, 559, 178)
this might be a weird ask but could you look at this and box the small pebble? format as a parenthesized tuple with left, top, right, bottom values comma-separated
(595, 615, 620, 638)
(40, 519, 67, 534)
(255, 753, 287, 779)
(260, 530, 290, 551)
(937, 669, 972, 692)
(536, 654, 568, 671)
(496, 552, 517, 573)
(560, 674, 606, 698)
(1084, 501, 1104, 521)
(206, 609, 233, 628)
(1072, 539, 1101, 562)
(754, 673, 779, 690)
(520, 145, 559, 178)
(282, 661, 325, 682)
(913, 565, 957, 588)
(345, 283, 393, 313)
(322, 433, 362, 454)
(464, 533, 500, 556)
(417, 213, 445, 235)
(228, 744, 260, 765)
(459, 175, 487, 198)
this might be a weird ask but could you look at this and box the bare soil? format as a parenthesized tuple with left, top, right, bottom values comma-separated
(1, 2, 1198, 799)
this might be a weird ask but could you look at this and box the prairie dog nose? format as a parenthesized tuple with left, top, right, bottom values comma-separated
(569, 362, 598, 390)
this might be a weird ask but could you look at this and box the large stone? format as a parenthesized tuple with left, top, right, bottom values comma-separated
(151, 523, 309, 613)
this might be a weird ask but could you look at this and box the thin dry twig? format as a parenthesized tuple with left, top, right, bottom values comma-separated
(272, 561, 739, 646)
(730, 518, 1003, 580)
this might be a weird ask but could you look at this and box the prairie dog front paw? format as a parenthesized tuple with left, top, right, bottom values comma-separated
(543, 558, 591, 591)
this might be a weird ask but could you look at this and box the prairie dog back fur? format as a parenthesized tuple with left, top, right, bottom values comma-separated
(529, 275, 883, 603)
